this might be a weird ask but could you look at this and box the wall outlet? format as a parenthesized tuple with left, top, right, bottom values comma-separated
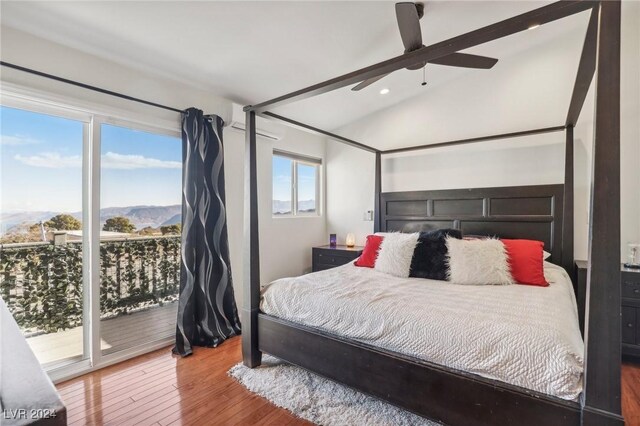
(364, 210, 373, 221)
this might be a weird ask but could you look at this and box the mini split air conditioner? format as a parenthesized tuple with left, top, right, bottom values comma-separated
(228, 121, 282, 141)
(228, 104, 284, 141)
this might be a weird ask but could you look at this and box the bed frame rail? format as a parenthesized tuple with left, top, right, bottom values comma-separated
(259, 314, 581, 426)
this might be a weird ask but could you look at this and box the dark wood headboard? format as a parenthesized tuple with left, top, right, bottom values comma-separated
(380, 184, 565, 266)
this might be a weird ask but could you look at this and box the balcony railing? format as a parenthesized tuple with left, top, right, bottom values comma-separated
(0, 236, 180, 336)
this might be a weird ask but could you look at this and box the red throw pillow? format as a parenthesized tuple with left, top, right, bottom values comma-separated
(501, 239, 549, 287)
(355, 235, 384, 268)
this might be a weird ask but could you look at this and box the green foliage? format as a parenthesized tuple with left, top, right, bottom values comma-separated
(160, 224, 181, 235)
(0, 236, 180, 335)
(44, 214, 81, 231)
(103, 216, 136, 233)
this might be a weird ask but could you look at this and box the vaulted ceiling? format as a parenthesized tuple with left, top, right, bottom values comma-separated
(1, 1, 590, 142)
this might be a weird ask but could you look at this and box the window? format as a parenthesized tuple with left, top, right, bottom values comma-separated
(272, 150, 321, 217)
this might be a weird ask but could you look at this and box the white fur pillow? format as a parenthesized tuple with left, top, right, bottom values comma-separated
(375, 233, 419, 278)
(446, 237, 513, 285)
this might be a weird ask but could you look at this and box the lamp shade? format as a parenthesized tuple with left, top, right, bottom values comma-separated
(346, 233, 356, 247)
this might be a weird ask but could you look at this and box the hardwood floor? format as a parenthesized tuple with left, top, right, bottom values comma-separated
(56, 336, 308, 426)
(57, 337, 640, 425)
(623, 362, 640, 426)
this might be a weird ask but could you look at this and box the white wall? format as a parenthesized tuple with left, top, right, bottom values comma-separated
(0, 27, 232, 126)
(224, 121, 327, 290)
(326, 144, 376, 246)
(619, 1, 640, 261)
(573, 0, 640, 261)
(328, 1, 640, 260)
(327, 132, 565, 247)
(0, 27, 328, 306)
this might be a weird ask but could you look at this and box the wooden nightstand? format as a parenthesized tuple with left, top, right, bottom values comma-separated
(622, 265, 640, 360)
(312, 245, 363, 272)
(576, 261, 640, 361)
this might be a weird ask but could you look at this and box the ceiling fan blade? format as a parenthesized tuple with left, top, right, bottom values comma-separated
(429, 52, 498, 69)
(351, 73, 391, 91)
(395, 2, 423, 52)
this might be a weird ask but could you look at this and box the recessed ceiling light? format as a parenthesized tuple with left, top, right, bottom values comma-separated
(379, 88, 390, 95)
(528, 23, 540, 30)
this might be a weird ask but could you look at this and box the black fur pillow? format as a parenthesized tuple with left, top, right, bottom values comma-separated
(409, 228, 462, 280)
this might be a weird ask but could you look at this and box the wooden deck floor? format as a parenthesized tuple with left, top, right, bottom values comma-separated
(56, 336, 640, 426)
(28, 303, 177, 366)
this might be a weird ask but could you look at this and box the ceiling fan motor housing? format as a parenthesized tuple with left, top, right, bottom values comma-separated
(406, 45, 428, 70)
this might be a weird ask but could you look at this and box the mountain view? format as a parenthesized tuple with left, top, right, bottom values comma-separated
(0, 205, 181, 237)
(1, 106, 184, 243)
(272, 199, 316, 215)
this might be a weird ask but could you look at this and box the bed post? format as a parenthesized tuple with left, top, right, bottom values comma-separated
(242, 110, 262, 368)
(562, 125, 575, 277)
(582, 1, 622, 425)
(374, 152, 382, 233)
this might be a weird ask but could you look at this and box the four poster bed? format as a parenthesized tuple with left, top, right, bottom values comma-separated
(241, 1, 622, 425)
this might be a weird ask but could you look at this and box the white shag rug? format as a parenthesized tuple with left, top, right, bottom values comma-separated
(228, 356, 438, 426)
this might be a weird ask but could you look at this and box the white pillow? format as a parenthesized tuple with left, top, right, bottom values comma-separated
(446, 237, 513, 285)
(543, 250, 551, 260)
(375, 233, 419, 278)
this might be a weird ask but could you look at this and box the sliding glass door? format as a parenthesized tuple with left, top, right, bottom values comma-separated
(1, 94, 181, 379)
(98, 121, 181, 356)
(0, 103, 91, 370)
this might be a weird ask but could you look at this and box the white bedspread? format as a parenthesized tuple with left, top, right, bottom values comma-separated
(260, 262, 584, 400)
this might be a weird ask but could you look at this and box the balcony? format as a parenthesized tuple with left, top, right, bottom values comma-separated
(0, 235, 180, 367)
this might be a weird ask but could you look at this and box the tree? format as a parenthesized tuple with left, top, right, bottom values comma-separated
(44, 214, 81, 231)
(137, 226, 160, 236)
(160, 224, 181, 235)
(103, 216, 136, 233)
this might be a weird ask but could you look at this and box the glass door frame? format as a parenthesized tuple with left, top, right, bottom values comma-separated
(0, 94, 93, 378)
(1, 88, 181, 383)
(91, 115, 181, 371)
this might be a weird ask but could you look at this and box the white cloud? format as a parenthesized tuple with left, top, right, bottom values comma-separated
(101, 152, 181, 170)
(14, 152, 81, 168)
(14, 151, 181, 170)
(1, 134, 41, 146)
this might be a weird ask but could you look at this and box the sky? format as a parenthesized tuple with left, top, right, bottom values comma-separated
(272, 154, 316, 212)
(0, 106, 181, 213)
(272, 155, 292, 203)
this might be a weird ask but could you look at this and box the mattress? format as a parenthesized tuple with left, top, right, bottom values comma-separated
(260, 261, 584, 400)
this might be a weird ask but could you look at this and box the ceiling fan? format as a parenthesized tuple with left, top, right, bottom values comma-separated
(352, 2, 499, 91)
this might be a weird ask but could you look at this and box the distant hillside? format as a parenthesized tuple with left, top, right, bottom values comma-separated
(1, 205, 182, 235)
(272, 199, 315, 215)
(0, 211, 59, 235)
(102, 205, 181, 229)
(161, 213, 182, 226)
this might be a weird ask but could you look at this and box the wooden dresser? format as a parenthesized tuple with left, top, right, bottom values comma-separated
(312, 245, 363, 272)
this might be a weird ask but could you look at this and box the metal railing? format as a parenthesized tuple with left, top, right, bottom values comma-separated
(0, 236, 180, 336)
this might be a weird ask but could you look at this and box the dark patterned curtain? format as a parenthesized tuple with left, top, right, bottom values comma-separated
(174, 108, 241, 357)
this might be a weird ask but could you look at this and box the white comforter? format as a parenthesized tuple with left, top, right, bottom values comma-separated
(260, 262, 584, 400)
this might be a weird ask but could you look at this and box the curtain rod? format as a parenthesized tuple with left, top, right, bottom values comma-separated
(0, 61, 184, 114)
